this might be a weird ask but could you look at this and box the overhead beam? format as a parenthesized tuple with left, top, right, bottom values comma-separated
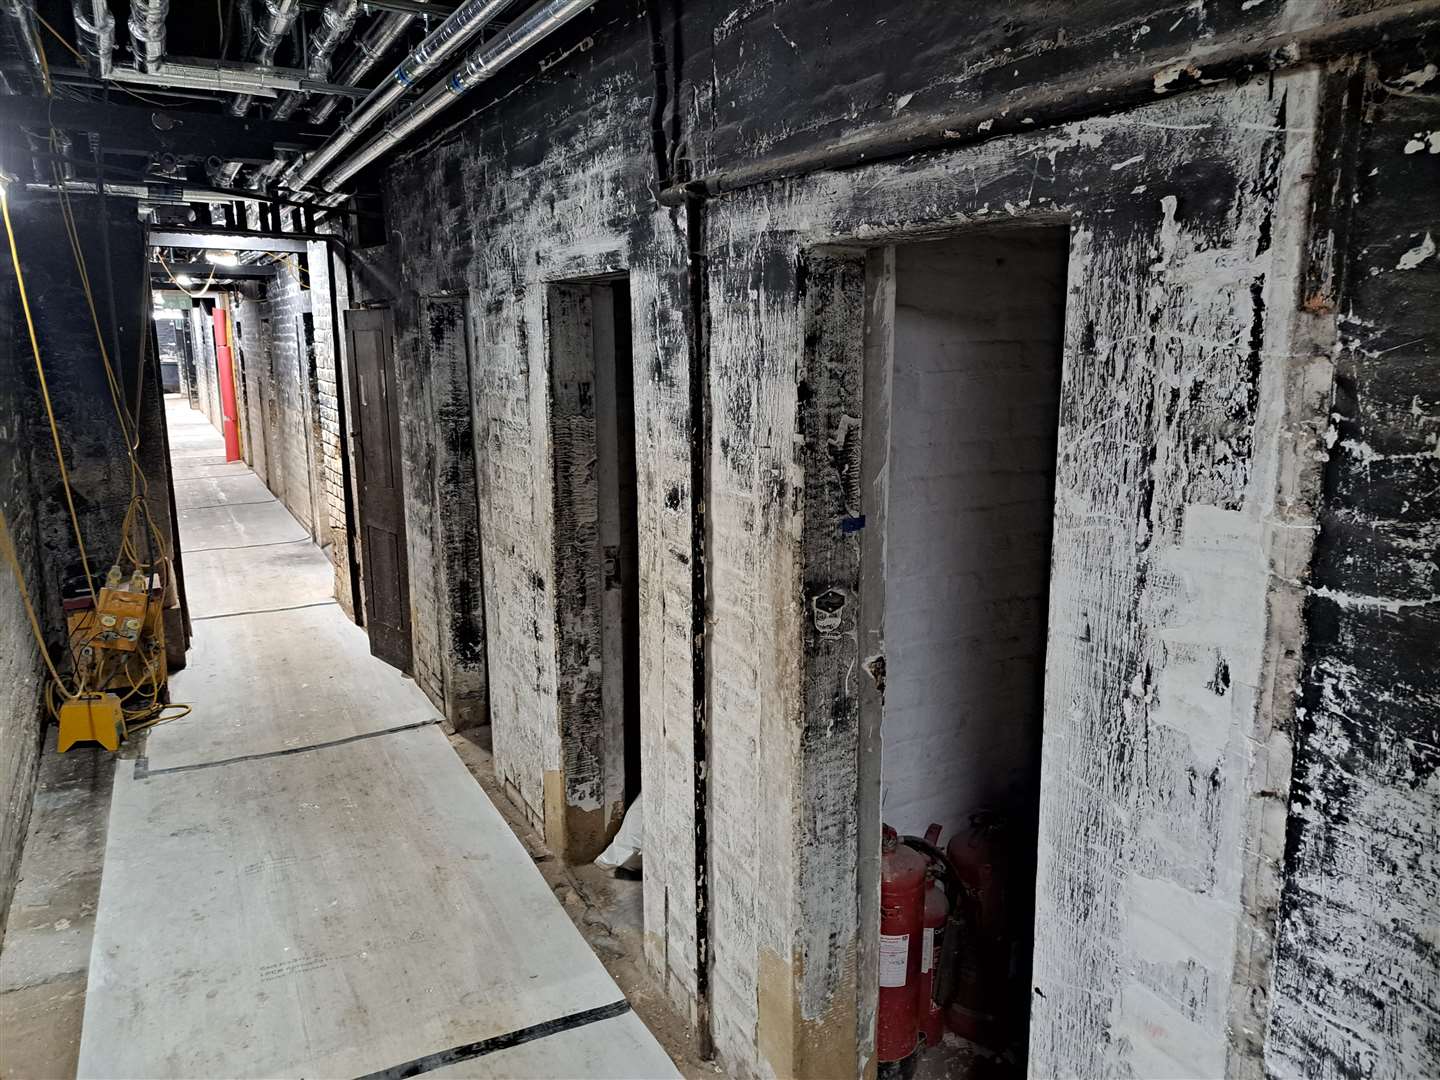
(2, 95, 322, 161)
(149, 261, 277, 280)
(149, 227, 310, 253)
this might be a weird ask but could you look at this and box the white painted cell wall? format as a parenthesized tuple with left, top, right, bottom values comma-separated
(880, 234, 1067, 838)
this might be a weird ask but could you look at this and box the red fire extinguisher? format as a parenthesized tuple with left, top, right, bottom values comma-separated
(878, 824, 927, 1068)
(944, 810, 1007, 1044)
(917, 826, 948, 1048)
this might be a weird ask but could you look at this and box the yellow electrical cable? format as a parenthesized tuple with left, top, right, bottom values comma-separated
(49, 164, 169, 569)
(2, 181, 98, 603)
(12, 39, 192, 739)
(26, 9, 52, 96)
(0, 507, 76, 699)
(52, 165, 136, 447)
(158, 252, 215, 299)
(30, 10, 85, 65)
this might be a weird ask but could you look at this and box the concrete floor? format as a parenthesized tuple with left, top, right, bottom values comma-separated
(0, 732, 113, 1080)
(72, 398, 679, 1079)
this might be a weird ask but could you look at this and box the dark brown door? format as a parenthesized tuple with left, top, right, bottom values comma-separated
(344, 307, 412, 672)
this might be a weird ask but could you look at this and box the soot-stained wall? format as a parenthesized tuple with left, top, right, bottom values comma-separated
(381, 7, 701, 1015)
(234, 269, 322, 537)
(325, 2, 1438, 1077)
(0, 231, 44, 939)
(0, 198, 174, 937)
(1267, 43, 1440, 1080)
(306, 239, 358, 620)
(715, 71, 1331, 1077)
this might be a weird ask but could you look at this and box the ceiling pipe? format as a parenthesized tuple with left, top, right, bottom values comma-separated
(323, 0, 597, 190)
(72, 0, 116, 78)
(229, 0, 305, 116)
(271, 0, 362, 119)
(286, 0, 510, 190)
(127, 0, 168, 73)
(308, 10, 413, 125)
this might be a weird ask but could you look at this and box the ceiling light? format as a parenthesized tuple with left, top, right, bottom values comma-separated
(208, 250, 239, 266)
(176, 274, 194, 286)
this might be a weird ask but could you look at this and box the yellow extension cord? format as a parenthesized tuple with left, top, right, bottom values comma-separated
(0, 28, 193, 737)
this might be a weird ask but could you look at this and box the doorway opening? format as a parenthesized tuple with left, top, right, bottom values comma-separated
(867, 228, 1069, 1076)
(547, 276, 640, 860)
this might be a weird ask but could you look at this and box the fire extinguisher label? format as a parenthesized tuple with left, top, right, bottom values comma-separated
(921, 927, 935, 974)
(879, 933, 910, 987)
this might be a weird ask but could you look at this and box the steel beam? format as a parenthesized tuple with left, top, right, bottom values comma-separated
(2, 96, 321, 160)
(149, 260, 277, 279)
(149, 227, 311, 253)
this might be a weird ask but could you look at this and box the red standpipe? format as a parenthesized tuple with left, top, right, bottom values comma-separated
(211, 308, 241, 462)
(878, 824, 926, 1068)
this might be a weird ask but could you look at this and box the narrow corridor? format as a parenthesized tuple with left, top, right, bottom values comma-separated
(74, 398, 678, 1079)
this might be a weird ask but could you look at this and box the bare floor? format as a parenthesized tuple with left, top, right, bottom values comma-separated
(37, 398, 685, 1079)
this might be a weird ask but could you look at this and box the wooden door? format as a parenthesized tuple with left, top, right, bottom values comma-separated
(344, 307, 412, 671)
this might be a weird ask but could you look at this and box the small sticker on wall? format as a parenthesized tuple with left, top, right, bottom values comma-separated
(879, 933, 910, 988)
(921, 927, 935, 974)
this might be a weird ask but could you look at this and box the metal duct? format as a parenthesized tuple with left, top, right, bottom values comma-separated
(237, 0, 255, 56)
(325, 0, 597, 189)
(289, 0, 510, 189)
(2, 0, 45, 89)
(271, 0, 361, 120)
(127, 0, 168, 73)
(308, 11, 412, 126)
(106, 58, 362, 97)
(72, 0, 116, 78)
(229, 0, 304, 116)
(26, 178, 242, 204)
(214, 161, 244, 187)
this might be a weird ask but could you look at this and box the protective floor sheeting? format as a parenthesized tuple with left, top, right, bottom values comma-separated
(172, 470, 275, 509)
(182, 540, 334, 619)
(77, 399, 677, 1080)
(177, 499, 311, 551)
(143, 602, 438, 772)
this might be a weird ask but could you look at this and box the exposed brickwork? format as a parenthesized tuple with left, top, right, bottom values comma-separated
(881, 235, 1066, 837)
(232, 267, 319, 536)
(305, 240, 355, 617)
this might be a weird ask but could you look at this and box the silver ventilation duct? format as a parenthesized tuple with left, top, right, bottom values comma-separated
(72, 0, 116, 78)
(106, 57, 361, 98)
(271, 0, 361, 120)
(2, 0, 45, 88)
(228, 0, 304, 116)
(127, 0, 168, 73)
(325, 0, 597, 189)
(214, 161, 245, 187)
(308, 11, 413, 126)
(288, 0, 510, 189)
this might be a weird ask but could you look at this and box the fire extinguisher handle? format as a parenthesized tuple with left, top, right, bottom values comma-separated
(901, 835, 952, 881)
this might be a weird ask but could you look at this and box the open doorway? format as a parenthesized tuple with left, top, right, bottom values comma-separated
(865, 228, 1069, 1077)
(547, 277, 640, 860)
